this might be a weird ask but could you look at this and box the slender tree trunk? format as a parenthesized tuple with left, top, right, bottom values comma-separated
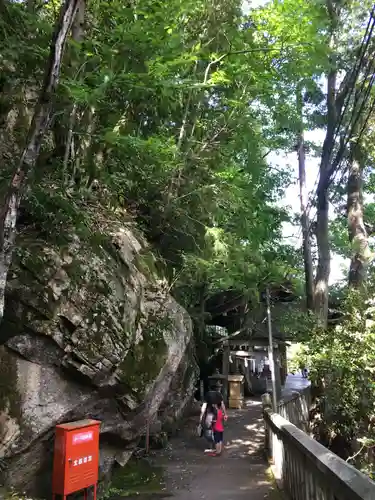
(313, 0, 342, 325)
(313, 0, 356, 323)
(297, 90, 314, 310)
(0, 0, 81, 321)
(314, 69, 336, 325)
(55, 0, 86, 185)
(62, 102, 77, 183)
(165, 63, 197, 206)
(347, 147, 371, 287)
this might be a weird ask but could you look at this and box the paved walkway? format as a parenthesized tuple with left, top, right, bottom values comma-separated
(282, 374, 310, 398)
(266, 373, 310, 399)
(156, 399, 283, 500)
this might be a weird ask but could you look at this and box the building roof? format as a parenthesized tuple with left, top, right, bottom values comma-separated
(204, 285, 299, 341)
(208, 299, 298, 343)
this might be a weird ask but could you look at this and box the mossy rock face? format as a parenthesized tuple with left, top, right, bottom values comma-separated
(118, 315, 171, 400)
(133, 249, 163, 283)
(0, 224, 197, 497)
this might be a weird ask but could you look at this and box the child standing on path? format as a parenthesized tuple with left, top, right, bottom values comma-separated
(209, 403, 227, 456)
(199, 401, 217, 451)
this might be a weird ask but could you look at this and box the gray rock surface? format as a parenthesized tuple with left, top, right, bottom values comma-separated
(0, 225, 198, 496)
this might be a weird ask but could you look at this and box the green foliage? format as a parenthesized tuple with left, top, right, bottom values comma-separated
(4, 0, 375, 479)
(330, 216, 352, 259)
(278, 308, 318, 342)
(305, 289, 375, 474)
(4, 0, 375, 486)
(1, 0, 315, 314)
(287, 343, 309, 374)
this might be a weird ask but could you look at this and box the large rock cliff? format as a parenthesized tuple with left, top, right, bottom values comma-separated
(0, 223, 198, 496)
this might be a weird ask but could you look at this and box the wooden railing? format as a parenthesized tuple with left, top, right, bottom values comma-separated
(263, 401, 375, 500)
(276, 385, 311, 432)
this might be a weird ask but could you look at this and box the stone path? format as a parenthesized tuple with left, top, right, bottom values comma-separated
(266, 373, 311, 399)
(282, 374, 310, 398)
(156, 398, 283, 500)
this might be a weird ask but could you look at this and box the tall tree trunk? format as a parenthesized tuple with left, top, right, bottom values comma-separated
(314, 69, 336, 326)
(347, 147, 371, 287)
(297, 90, 314, 310)
(0, 0, 81, 321)
(313, 0, 342, 325)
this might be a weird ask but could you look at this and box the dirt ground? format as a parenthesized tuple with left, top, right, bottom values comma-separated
(154, 398, 283, 500)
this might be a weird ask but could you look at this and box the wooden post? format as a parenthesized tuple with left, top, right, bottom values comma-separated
(222, 340, 230, 405)
(261, 393, 272, 457)
(279, 343, 288, 385)
(266, 288, 278, 411)
(200, 380, 204, 401)
(274, 351, 282, 402)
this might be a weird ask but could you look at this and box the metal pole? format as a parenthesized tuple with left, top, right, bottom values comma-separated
(266, 287, 277, 411)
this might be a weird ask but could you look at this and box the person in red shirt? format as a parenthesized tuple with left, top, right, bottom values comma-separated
(209, 404, 227, 456)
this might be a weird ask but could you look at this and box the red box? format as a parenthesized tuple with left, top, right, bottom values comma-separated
(52, 419, 101, 499)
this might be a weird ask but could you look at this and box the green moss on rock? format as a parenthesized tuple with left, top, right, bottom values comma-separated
(134, 250, 159, 281)
(118, 315, 171, 398)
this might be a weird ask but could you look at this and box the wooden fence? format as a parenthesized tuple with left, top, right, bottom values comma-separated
(276, 385, 311, 432)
